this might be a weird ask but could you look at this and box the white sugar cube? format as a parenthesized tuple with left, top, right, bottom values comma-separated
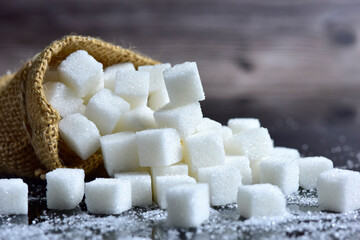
(100, 132, 139, 177)
(227, 118, 260, 134)
(164, 62, 205, 107)
(138, 63, 171, 94)
(115, 106, 156, 132)
(221, 126, 233, 142)
(46, 168, 85, 210)
(104, 63, 135, 91)
(250, 160, 263, 184)
(225, 156, 252, 185)
(166, 184, 209, 228)
(260, 158, 299, 195)
(0, 179, 28, 215)
(136, 128, 182, 167)
(184, 132, 225, 176)
(114, 172, 152, 206)
(58, 50, 103, 97)
(298, 156, 333, 190)
(196, 118, 222, 134)
(198, 166, 242, 206)
(83, 79, 105, 103)
(154, 102, 203, 138)
(148, 88, 170, 111)
(226, 128, 273, 161)
(115, 70, 150, 108)
(272, 147, 300, 160)
(44, 82, 85, 117)
(85, 89, 130, 135)
(85, 178, 132, 214)
(237, 184, 287, 218)
(59, 113, 100, 160)
(317, 169, 360, 212)
(156, 175, 196, 209)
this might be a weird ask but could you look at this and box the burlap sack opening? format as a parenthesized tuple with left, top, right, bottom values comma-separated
(0, 35, 159, 178)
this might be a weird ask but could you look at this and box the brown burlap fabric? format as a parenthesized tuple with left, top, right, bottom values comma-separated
(0, 35, 159, 178)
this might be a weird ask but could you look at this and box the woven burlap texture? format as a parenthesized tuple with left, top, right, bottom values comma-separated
(0, 35, 159, 178)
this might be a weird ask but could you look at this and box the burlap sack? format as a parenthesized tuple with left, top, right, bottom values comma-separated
(0, 35, 159, 178)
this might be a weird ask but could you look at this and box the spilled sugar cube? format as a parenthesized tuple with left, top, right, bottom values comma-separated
(298, 156, 333, 190)
(0, 179, 28, 215)
(227, 118, 260, 134)
(225, 156, 252, 185)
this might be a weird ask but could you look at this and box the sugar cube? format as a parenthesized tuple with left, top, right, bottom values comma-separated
(114, 172, 152, 206)
(154, 102, 203, 138)
(58, 50, 103, 97)
(147, 87, 170, 111)
(85, 89, 130, 135)
(184, 132, 225, 176)
(44, 82, 85, 117)
(114, 70, 150, 108)
(237, 184, 287, 218)
(138, 63, 171, 94)
(225, 156, 252, 185)
(260, 158, 299, 195)
(227, 118, 260, 134)
(136, 128, 182, 167)
(100, 132, 139, 177)
(272, 147, 300, 160)
(195, 118, 222, 134)
(104, 63, 135, 91)
(85, 178, 132, 214)
(250, 160, 263, 184)
(163, 62, 205, 107)
(115, 106, 156, 132)
(46, 168, 85, 210)
(166, 184, 209, 228)
(83, 79, 105, 103)
(226, 128, 273, 161)
(59, 113, 100, 160)
(317, 169, 360, 212)
(155, 175, 196, 209)
(0, 179, 28, 215)
(221, 126, 233, 142)
(298, 156, 333, 190)
(198, 166, 242, 206)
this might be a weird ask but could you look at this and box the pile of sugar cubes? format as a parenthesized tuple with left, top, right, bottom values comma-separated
(1, 50, 360, 228)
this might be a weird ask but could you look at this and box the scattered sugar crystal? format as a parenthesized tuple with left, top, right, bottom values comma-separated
(115, 70, 150, 108)
(163, 62, 205, 107)
(237, 184, 287, 218)
(250, 160, 263, 184)
(260, 157, 299, 196)
(148, 87, 170, 111)
(298, 156, 333, 190)
(44, 82, 85, 117)
(100, 132, 139, 177)
(58, 50, 103, 97)
(85, 89, 130, 135)
(196, 118, 222, 134)
(225, 156, 252, 185)
(227, 118, 260, 134)
(317, 168, 360, 212)
(114, 172, 152, 206)
(136, 128, 182, 167)
(155, 175, 196, 209)
(115, 106, 156, 132)
(104, 63, 135, 91)
(138, 63, 171, 94)
(272, 146, 300, 160)
(59, 113, 100, 160)
(198, 165, 242, 206)
(85, 178, 132, 214)
(166, 184, 209, 228)
(0, 179, 28, 215)
(154, 102, 203, 138)
(46, 168, 85, 210)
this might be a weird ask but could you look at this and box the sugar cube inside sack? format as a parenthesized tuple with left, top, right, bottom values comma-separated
(155, 175, 196, 209)
(104, 63, 135, 91)
(227, 118, 260, 134)
(317, 169, 360, 212)
(136, 128, 182, 167)
(148, 87, 170, 111)
(115, 106, 156, 132)
(85, 178, 132, 215)
(166, 184, 209, 228)
(221, 126, 233, 142)
(59, 113, 101, 160)
(100, 132, 139, 177)
(225, 156, 252, 185)
(298, 156, 333, 190)
(154, 102, 203, 138)
(114, 172, 152, 206)
(46, 168, 85, 210)
(0, 179, 28, 215)
(271, 147, 300, 160)
(164, 62, 205, 107)
(58, 50, 103, 97)
(260, 158, 299, 196)
(195, 117, 222, 134)
(115, 70, 150, 108)
(138, 63, 171, 94)
(198, 165, 242, 206)
(237, 184, 287, 218)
